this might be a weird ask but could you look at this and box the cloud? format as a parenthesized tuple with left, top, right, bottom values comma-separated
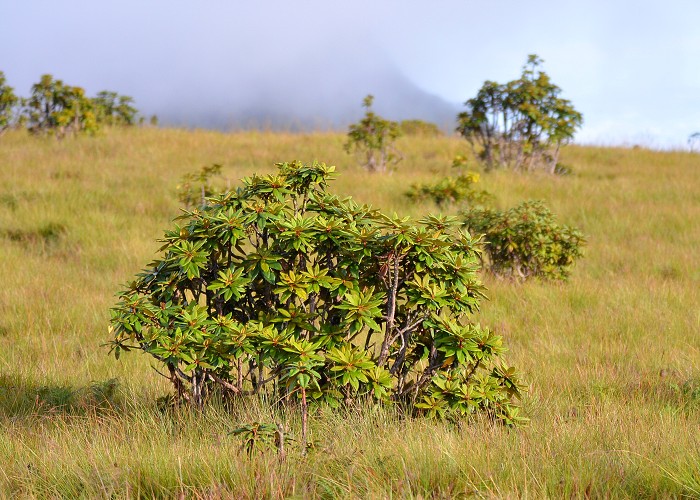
(1, 0, 699, 145)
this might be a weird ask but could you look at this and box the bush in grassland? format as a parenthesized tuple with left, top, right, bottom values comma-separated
(109, 161, 526, 448)
(462, 200, 585, 280)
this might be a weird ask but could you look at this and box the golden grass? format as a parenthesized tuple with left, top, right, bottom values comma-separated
(0, 128, 699, 498)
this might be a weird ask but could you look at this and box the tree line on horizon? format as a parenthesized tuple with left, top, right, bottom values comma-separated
(0, 71, 149, 138)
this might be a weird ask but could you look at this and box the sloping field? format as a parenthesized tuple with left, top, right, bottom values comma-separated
(0, 128, 698, 497)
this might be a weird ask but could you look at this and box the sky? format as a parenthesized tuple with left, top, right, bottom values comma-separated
(1, 0, 699, 148)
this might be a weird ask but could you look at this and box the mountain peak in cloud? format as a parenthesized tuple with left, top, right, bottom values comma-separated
(153, 54, 460, 132)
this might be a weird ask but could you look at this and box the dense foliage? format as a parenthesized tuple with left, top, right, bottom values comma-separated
(345, 95, 402, 172)
(109, 161, 525, 435)
(25, 74, 99, 137)
(457, 55, 582, 173)
(462, 200, 585, 280)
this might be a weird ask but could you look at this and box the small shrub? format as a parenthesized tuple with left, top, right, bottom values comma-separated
(92, 91, 138, 126)
(230, 421, 289, 456)
(2, 221, 67, 248)
(0, 193, 18, 210)
(109, 161, 525, 437)
(451, 154, 469, 169)
(462, 200, 585, 280)
(406, 172, 493, 208)
(400, 119, 442, 137)
(176, 164, 224, 209)
(345, 95, 402, 173)
(553, 162, 574, 176)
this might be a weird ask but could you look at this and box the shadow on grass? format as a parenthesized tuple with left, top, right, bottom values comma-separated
(1, 222, 67, 248)
(0, 375, 121, 418)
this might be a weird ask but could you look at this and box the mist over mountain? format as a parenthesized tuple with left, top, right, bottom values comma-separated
(146, 55, 461, 132)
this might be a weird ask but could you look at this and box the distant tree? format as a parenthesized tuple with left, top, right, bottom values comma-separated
(0, 71, 19, 135)
(344, 95, 403, 173)
(457, 55, 582, 173)
(92, 91, 138, 126)
(689, 132, 700, 153)
(25, 74, 98, 138)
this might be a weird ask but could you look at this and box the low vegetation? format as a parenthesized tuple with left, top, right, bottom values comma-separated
(176, 163, 225, 209)
(405, 171, 492, 208)
(463, 200, 585, 280)
(399, 119, 442, 137)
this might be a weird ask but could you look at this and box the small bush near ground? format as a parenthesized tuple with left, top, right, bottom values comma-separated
(405, 172, 493, 208)
(176, 163, 225, 209)
(462, 200, 585, 280)
(109, 160, 526, 447)
(1, 221, 67, 249)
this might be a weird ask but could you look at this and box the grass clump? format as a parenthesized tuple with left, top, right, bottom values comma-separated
(1, 221, 67, 251)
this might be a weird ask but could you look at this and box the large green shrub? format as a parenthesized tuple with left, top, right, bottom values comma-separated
(462, 200, 585, 280)
(109, 161, 525, 434)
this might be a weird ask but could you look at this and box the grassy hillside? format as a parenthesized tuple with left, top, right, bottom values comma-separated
(0, 128, 699, 498)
